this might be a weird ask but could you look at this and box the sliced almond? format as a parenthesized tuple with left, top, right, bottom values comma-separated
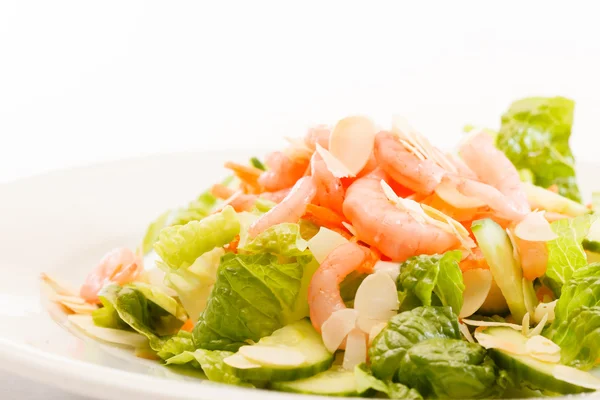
(553, 365, 600, 390)
(315, 144, 355, 178)
(373, 261, 400, 282)
(341, 222, 357, 237)
(534, 300, 557, 324)
(459, 322, 475, 343)
(460, 269, 493, 318)
(342, 329, 367, 370)
(526, 335, 561, 363)
(521, 313, 530, 336)
(474, 331, 526, 355)
(329, 116, 377, 176)
(40, 273, 78, 296)
(355, 272, 398, 332)
(61, 301, 98, 314)
(239, 345, 306, 367)
(528, 313, 549, 338)
(321, 309, 358, 353)
(515, 211, 558, 242)
(462, 319, 522, 330)
(307, 227, 349, 264)
(68, 314, 147, 347)
(54, 294, 87, 305)
(283, 136, 314, 160)
(368, 322, 387, 345)
(224, 353, 261, 369)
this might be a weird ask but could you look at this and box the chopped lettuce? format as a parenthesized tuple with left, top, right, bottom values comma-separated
(141, 210, 171, 254)
(397, 338, 507, 399)
(354, 363, 423, 399)
(192, 252, 318, 351)
(170, 190, 219, 227)
(154, 206, 240, 271)
(545, 214, 597, 285)
(165, 349, 250, 386)
(94, 284, 185, 351)
(157, 331, 195, 360)
(368, 306, 461, 380)
(550, 306, 600, 370)
(496, 96, 581, 202)
(396, 251, 464, 315)
(240, 223, 308, 257)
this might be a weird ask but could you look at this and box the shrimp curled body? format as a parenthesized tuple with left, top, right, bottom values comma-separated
(343, 170, 459, 261)
(308, 242, 371, 332)
(80, 247, 143, 303)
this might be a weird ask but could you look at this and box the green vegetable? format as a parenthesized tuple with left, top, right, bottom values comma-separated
(156, 331, 195, 360)
(354, 364, 423, 399)
(240, 222, 308, 256)
(170, 190, 219, 227)
(224, 319, 333, 382)
(154, 205, 240, 271)
(369, 306, 461, 380)
(192, 252, 318, 351)
(521, 182, 588, 217)
(583, 219, 600, 253)
(471, 219, 527, 321)
(250, 157, 266, 171)
(496, 96, 581, 201)
(92, 286, 130, 330)
(140, 210, 171, 254)
(396, 251, 464, 314)
(518, 168, 535, 183)
(484, 327, 594, 394)
(166, 349, 250, 386)
(397, 338, 504, 399)
(95, 284, 186, 351)
(550, 306, 600, 370)
(546, 214, 598, 285)
(273, 367, 365, 397)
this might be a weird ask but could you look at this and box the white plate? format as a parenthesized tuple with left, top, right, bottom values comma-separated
(0, 152, 597, 400)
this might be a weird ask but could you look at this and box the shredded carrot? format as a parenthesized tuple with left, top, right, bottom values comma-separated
(224, 161, 264, 194)
(224, 161, 263, 179)
(547, 184, 559, 193)
(303, 204, 347, 231)
(459, 248, 489, 272)
(228, 235, 240, 253)
(180, 319, 194, 332)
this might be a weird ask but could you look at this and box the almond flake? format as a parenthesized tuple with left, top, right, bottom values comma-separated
(514, 211, 558, 242)
(329, 116, 377, 176)
(321, 309, 358, 353)
(534, 300, 557, 324)
(462, 319, 522, 330)
(459, 322, 475, 343)
(460, 269, 493, 318)
(315, 144, 355, 178)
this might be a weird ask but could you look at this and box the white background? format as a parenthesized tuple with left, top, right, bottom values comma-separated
(1, 1, 600, 398)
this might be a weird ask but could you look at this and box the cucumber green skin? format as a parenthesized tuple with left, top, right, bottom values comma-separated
(583, 239, 600, 254)
(231, 354, 334, 382)
(271, 370, 370, 397)
(489, 349, 591, 395)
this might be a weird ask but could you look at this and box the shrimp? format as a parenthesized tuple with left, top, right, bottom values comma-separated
(311, 152, 345, 215)
(374, 131, 446, 194)
(304, 125, 330, 150)
(459, 132, 530, 217)
(80, 247, 143, 303)
(211, 184, 290, 212)
(248, 176, 317, 237)
(308, 242, 371, 332)
(258, 151, 309, 192)
(513, 235, 548, 281)
(343, 169, 459, 261)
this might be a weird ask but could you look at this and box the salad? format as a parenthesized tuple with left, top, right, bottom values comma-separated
(42, 96, 600, 399)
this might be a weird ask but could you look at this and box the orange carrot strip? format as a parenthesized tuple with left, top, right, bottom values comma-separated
(180, 319, 194, 332)
(224, 161, 263, 178)
(303, 204, 347, 230)
(228, 235, 240, 253)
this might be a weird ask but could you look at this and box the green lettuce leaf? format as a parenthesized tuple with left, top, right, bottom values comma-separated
(368, 306, 461, 380)
(165, 349, 250, 385)
(170, 190, 219, 227)
(397, 338, 506, 399)
(397, 251, 464, 314)
(250, 157, 266, 171)
(496, 96, 581, 201)
(549, 306, 600, 370)
(95, 284, 186, 351)
(354, 364, 423, 399)
(192, 252, 318, 351)
(141, 210, 171, 254)
(546, 214, 597, 285)
(240, 222, 308, 257)
(154, 205, 240, 271)
(157, 331, 195, 360)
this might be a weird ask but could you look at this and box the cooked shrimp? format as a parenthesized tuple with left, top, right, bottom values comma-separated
(211, 184, 290, 212)
(248, 176, 317, 237)
(258, 151, 309, 192)
(343, 169, 459, 261)
(304, 125, 330, 150)
(460, 132, 530, 217)
(224, 161, 263, 193)
(311, 152, 345, 215)
(374, 131, 446, 194)
(513, 236, 548, 281)
(459, 248, 489, 272)
(80, 247, 143, 303)
(308, 242, 371, 332)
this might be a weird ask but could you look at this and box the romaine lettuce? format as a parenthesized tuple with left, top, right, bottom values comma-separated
(397, 338, 507, 399)
(165, 349, 250, 385)
(240, 222, 308, 257)
(354, 364, 423, 399)
(496, 97, 581, 202)
(141, 210, 171, 255)
(550, 306, 600, 370)
(157, 331, 195, 360)
(396, 251, 464, 314)
(170, 190, 219, 227)
(368, 306, 460, 380)
(546, 214, 597, 285)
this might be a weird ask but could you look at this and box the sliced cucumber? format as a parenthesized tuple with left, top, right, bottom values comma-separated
(272, 367, 365, 397)
(583, 220, 600, 254)
(224, 319, 334, 382)
(472, 219, 527, 321)
(522, 183, 588, 217)
(483, 327, 593, 394)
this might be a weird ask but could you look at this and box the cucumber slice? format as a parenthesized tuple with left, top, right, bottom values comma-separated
(272, 367, 365, 396)
(483, 327, 594, 394)
(224, 319, 334, 382)
(472, 219, 527, 321)
(583, 220, 600, 254)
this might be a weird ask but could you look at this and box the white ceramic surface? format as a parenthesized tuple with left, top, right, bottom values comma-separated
(0, 152, 597, 400)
